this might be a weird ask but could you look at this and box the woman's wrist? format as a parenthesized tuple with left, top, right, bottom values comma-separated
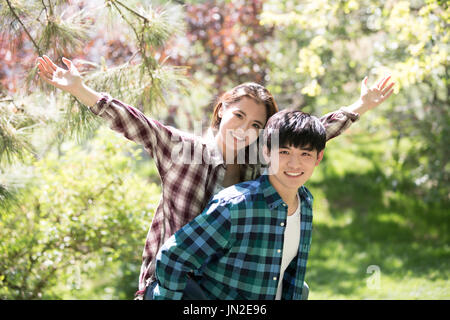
(70, 82, 102, 107)
(347, 98, 370, 116)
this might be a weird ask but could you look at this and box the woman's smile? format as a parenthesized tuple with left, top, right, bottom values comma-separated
(231, 132, 245, 142)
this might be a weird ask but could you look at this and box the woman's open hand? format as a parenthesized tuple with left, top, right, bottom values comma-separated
(36, 55, 101, 107)
(37, 55, 83, 95)
(359, 75, 395, 111)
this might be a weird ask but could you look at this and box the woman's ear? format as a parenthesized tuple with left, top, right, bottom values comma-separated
(218, 103, 223, 118)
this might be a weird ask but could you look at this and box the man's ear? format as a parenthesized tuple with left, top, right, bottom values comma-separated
(262, 146, 280, 175)
(262, 146, 270, 164)
(315, 150, 324, 166)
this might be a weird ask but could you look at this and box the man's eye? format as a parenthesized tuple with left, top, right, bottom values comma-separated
(280, 150, 289, 155)
(302, 152, 312, 157)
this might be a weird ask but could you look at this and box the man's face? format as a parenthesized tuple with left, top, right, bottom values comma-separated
(265, 144, 324, 193)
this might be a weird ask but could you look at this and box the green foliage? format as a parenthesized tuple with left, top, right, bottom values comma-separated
(261, 0, 449, 203)
(0, 128, 159, 299)
(307, 132, 449, 299)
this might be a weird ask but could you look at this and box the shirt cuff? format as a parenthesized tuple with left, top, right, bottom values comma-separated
(339, 106, 360, 122)
(89, 93, 112, 116)
(152, 283, 184, 300)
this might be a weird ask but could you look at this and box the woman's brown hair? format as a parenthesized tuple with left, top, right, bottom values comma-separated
(210, 82, 279, 129)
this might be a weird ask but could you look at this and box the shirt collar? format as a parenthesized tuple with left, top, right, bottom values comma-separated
(259, 172, 313, 210)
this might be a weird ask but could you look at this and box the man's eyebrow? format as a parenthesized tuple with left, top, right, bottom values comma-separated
(279, 145, 314, 151)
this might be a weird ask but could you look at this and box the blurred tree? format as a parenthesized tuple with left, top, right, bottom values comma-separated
(0, 128, 159, 299)
(260, 0, 448, 202)
(166, 0, 273, 91)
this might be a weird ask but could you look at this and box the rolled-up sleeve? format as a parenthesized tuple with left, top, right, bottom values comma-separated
(89, 94, 185, 177)
(153, 199, 231, 300)
(320, 107, 360, 141)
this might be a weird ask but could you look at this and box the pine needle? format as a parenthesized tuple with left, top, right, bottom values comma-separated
(0, 102, 36, 165)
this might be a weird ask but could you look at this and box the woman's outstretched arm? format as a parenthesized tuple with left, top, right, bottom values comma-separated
(36, 55, 184, 178)
(319, 75, 395, 140)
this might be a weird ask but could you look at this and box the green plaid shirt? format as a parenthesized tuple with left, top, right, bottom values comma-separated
(153, 174, 313, 300)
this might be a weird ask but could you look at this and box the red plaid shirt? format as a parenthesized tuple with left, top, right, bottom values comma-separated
(89, 94, 359, 299)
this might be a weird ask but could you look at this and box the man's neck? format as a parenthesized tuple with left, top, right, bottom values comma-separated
(268, 176, 300, 215)
(284, 192, 299, 216)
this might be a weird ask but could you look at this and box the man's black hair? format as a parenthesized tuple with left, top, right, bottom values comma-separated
(263, 109, 326, 153)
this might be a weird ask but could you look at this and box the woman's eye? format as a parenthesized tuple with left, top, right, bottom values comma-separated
(252, 124, 261, 129)
(235, 113, 243, 119)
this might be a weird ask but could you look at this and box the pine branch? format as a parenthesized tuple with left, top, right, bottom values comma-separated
(5, 0, 42, 55)
(110, 1, 141, 48)
(0, 94, 45, 164)
(37, 4, 90, 55)
(0, 183, 16, 209)
(40, 0, 49, 20)
(0, 117, 33, 164)
(114, 0, 149, 22)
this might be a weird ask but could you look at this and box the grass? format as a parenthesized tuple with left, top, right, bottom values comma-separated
(304, 132, 449, 300)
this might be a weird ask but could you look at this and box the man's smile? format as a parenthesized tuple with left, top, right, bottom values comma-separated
(284, 171, 304, 177)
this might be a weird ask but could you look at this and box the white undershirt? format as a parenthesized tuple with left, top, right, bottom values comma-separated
(275, 193, 301, 300)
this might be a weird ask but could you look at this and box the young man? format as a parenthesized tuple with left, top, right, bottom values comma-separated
(151, 110, 325, 300)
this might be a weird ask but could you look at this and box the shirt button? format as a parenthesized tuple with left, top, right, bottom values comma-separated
(282, 203, 287, 207)
(280, 222, 285, 227)
(273, 277, 277, 281)
(277, 249, 281, 253)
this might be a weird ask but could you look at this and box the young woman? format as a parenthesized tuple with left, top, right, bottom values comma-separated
(37, 55, 394, 299)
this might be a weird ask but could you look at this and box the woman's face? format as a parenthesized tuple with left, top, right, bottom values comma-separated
(216, 96, 267, 160)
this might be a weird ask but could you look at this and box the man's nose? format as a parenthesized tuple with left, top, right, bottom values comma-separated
(287, 155, 302, 168)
